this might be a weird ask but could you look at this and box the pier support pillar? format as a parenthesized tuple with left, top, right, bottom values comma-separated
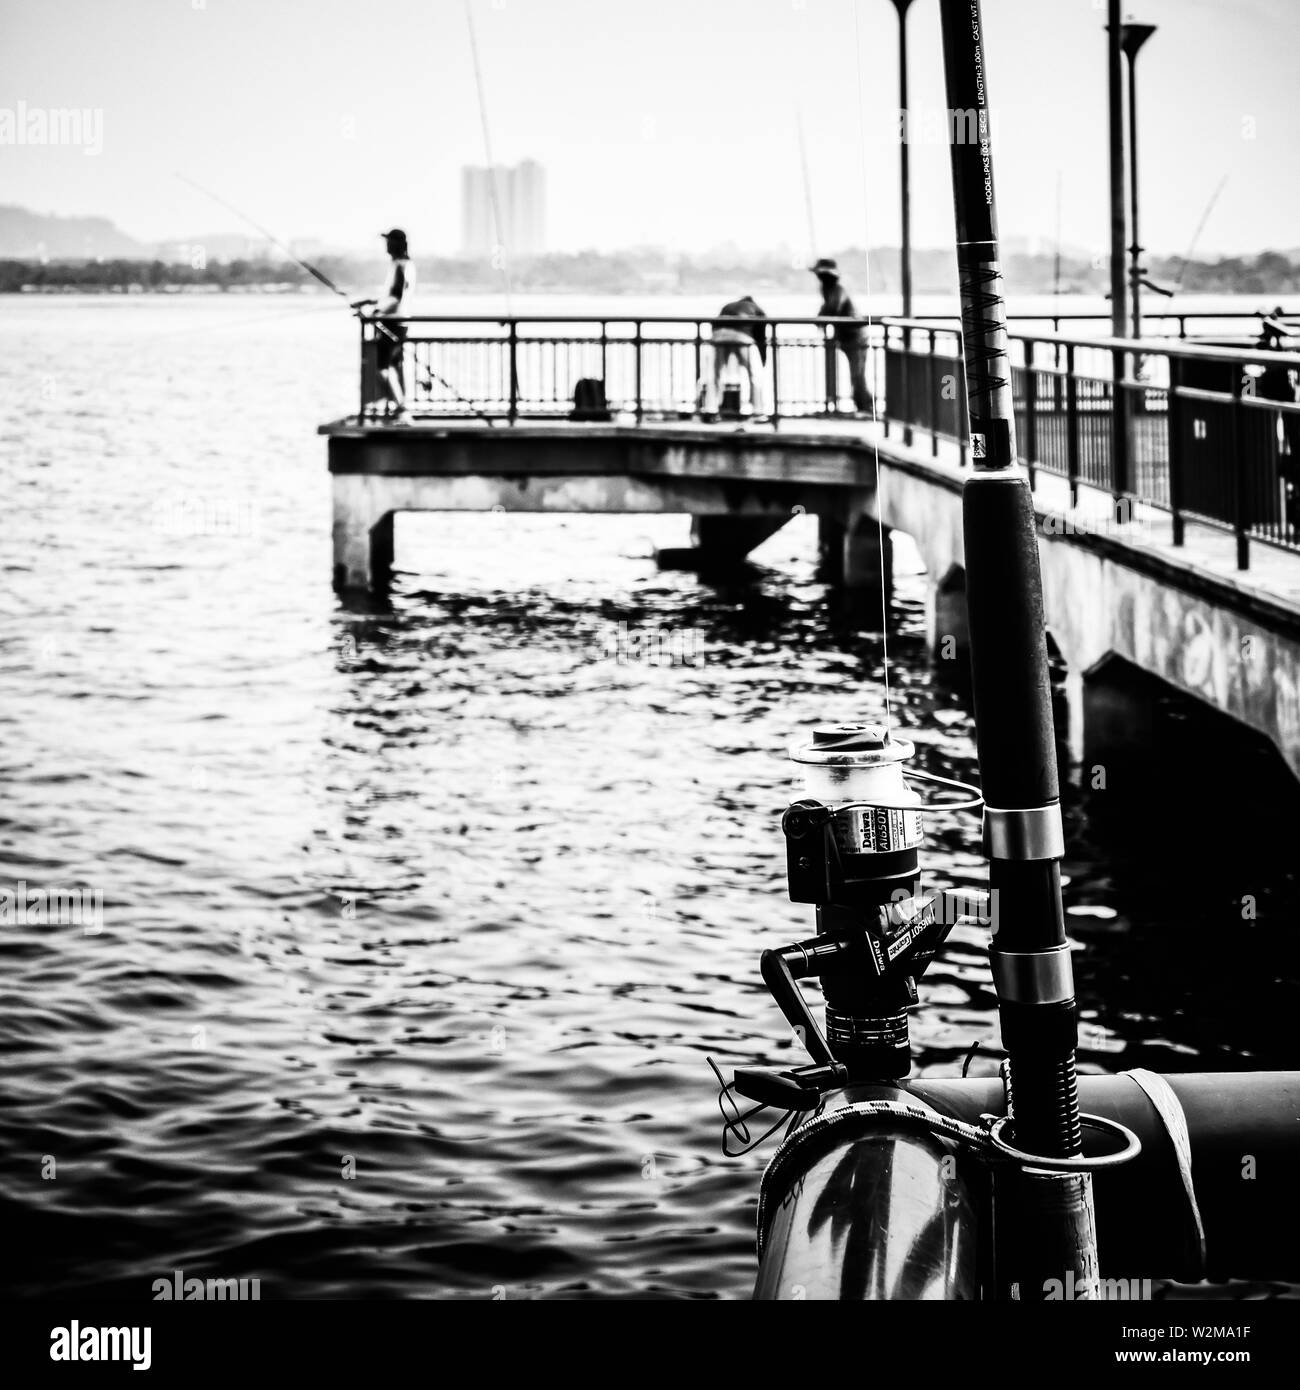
(656, 514, 789, 573)
(925, 565, 969, 668)
(1075, 660, 1166, 792)
(1063, 669, 1086, 768)
(333, 476, 394, 592)
(370, 510, 395, 587)
(819, 515, 893, 593)
(1085, 666, 1159, 764)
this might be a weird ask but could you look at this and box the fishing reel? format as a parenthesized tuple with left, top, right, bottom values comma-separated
(734, 723, 972, 1114)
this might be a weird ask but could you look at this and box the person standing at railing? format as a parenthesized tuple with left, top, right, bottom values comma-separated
(810, 258, 874, 415)
(1255, 309, 1299, 538)
(701, 295, 768, 419)
(352, 229, 416, 415)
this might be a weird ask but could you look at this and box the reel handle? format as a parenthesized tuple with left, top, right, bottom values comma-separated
(760, 939, 852, 1067)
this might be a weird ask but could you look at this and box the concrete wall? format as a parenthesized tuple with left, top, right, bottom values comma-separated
(865, 457, 1300, 783)
(331, 469, 872, 590)
(1038, 544, 1300, 781)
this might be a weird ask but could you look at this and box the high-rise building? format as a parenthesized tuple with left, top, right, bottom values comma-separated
(510, 159, 546, 256)
(460, 166, 495, 258)
(460, 161, 547, 257)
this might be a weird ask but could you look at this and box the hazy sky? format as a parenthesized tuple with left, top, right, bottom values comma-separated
(1, 0, 1297, 257)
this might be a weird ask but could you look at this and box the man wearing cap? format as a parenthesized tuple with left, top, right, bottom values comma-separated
(353, 229, 416, 414)
(810, 258, 874, 415)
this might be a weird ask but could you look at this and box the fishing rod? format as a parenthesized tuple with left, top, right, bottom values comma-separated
(796, 108, 818, 263)
(1053, 171, 1063, 300)
(716, 0, 1298, 1308)
(1172, 173, 1229, 296)
(937, 0, 1102, 1299)
(463, 0, 514, 319)
(174, 173, 497, 425)
(175, 173, 349, 299)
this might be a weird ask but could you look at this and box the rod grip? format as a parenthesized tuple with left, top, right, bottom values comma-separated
(962, 473, 1059, 810)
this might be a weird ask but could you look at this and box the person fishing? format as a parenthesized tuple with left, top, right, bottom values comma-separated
(701, 295, 769, 419)
(353, 229, 416, 415)
(1255, 307, 1299, 538)
(810, 258, 874, 415)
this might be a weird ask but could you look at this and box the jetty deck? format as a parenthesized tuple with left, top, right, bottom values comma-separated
(321, 312, 1300, 781)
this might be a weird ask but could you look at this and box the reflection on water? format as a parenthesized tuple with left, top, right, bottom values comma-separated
(0, 298, 1296, 1299)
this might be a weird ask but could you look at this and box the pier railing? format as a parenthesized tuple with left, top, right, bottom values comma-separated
(880, 318, 1300, 566)
(359, 314, 887, 426)
(357, 312, 1300, 568)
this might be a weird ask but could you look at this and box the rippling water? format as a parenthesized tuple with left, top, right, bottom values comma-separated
(2, 296, 1298, 1300)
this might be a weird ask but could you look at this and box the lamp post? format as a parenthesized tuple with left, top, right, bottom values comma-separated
(1105, 1, 1131, 510)
(1121, 21, 1157, 342)
(891, 0, 916, 443)
(1106, 2, 1127, 342)
(891, 0, 916, 319)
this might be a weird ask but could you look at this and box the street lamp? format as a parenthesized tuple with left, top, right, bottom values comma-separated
(890, 0, 916, 444)
(890, 0, 916, 320)
(1121, 21, 1157, 341)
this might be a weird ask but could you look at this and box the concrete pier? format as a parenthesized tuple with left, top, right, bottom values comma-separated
(322, 415, 1300, 784)
(925, 565, 970, 669)
(818, 514, 893, 593)
(657, 514, 792, 573)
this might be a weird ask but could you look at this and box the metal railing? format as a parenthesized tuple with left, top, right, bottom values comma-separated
(880, 317, 1300, 566)
(883, 308, 1297, 341)
(359, 314, 888, 427)
(356, 312, 1300, 569)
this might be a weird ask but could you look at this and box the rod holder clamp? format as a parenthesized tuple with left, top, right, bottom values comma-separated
(985, 1114, 1142, 1172)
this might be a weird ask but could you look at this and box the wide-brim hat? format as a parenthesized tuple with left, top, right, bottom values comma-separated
(809, 257, 839, 277)
(381, 228, 408, 247)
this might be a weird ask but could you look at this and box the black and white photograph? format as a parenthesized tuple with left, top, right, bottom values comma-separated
(1, 0, 1298, 1365)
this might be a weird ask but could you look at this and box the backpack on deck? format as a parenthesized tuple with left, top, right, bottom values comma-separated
(571, 378, 611, 421)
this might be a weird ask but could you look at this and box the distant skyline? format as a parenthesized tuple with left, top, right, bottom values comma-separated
(1, 0, 1297, 260)
(461, 159, 547, 258)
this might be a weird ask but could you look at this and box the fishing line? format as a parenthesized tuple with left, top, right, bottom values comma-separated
(150, 299, 345, 340)
(463, 0, 514, 319)
(829, 766, 985, 813)
(708, 1057, 797, 1157)
(851, 0, 894, 734)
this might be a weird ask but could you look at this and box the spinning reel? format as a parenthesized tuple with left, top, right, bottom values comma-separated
(732, 723, 981, 1116)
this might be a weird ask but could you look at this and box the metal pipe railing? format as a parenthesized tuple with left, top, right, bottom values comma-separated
(354, 313, 1300, 569)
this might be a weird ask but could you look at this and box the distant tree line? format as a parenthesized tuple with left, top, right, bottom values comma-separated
(4, 248, 1299, 297)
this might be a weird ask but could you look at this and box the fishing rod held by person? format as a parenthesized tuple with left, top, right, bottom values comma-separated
(174, 175, 496, 424)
